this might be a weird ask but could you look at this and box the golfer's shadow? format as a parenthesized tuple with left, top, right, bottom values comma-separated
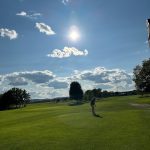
(93, 114, 103, 118)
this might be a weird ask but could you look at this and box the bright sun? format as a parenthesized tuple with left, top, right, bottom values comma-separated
(68, 25, 80, 42)
(69, 31, 79, 41)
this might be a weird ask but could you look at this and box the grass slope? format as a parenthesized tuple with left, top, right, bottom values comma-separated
(0, 96, 150, 150)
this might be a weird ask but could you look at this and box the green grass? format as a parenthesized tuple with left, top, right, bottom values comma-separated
(0, 95, 150, 150)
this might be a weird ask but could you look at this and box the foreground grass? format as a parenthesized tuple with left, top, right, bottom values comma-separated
(0, 96, 150, 150)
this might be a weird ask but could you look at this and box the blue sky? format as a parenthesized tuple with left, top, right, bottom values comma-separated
(0, 0, 150, 98)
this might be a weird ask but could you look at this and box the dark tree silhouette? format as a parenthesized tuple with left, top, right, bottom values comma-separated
(133, 58, 150, 94)
(0, 88, 30, 110)
(84, 90, 94, 101)
(69, 81, 83, 101)
(83, 89, 137, 101)
(84, 88, 102, 101)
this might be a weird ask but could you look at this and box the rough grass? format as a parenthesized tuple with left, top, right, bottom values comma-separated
(0, 95, 150, 150)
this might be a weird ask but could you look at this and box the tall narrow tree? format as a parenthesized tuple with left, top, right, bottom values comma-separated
(69, 81, 83, 101)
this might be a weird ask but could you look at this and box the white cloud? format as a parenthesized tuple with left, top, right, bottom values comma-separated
(62, 0, 70, 5)
(35, 22, 55, 35)
(32, 13, 41, 17)
(0, 28, 18, 40)
(47, 47, 88, 58)
(0, 67, 135, 99)
(72, 67, 134, 92)
(2, 70, 55, 85)
(16, 11, 42, 19)
(16, 11, 27, 16)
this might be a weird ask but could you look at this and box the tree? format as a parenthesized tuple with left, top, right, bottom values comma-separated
(84, 88, 102, 101)
(0, 88, 30, 110)
(84, 90, 93, 101)
(69, 82, 83, 101)
(133, 58, 150, 94)
(0, 90, 14, 109)
(92, 88, 102, 97)
(102, 90, 109, 97)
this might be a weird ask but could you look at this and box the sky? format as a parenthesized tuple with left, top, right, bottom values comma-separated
(0, 0, 150, 99)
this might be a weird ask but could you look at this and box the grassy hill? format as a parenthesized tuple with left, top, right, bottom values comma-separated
(0, 95, 150, 150)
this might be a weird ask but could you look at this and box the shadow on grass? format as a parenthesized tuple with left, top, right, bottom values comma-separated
(93, 114, 103, 118)
(0, 106, 25, 111)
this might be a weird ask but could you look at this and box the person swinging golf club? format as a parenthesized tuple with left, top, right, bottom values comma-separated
(90, 96, 102, 117)
(90, 96, 96, 116)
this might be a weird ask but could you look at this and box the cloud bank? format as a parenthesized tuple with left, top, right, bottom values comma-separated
(0, 28, 18, 40)
(47, 47, 88, 58)
(71, 67, 134, 91)
(0, 67, 135, 99)
(35, 22, 55, 35)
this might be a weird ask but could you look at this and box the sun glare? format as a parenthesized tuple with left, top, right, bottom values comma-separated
(69, 31, 79, 41)
(68, 25, 80, 42)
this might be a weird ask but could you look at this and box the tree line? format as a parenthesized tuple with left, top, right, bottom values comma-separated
(69, 81, 137, 102)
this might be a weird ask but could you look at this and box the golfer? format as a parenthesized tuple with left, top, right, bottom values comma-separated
(90, 97, 96, 116)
